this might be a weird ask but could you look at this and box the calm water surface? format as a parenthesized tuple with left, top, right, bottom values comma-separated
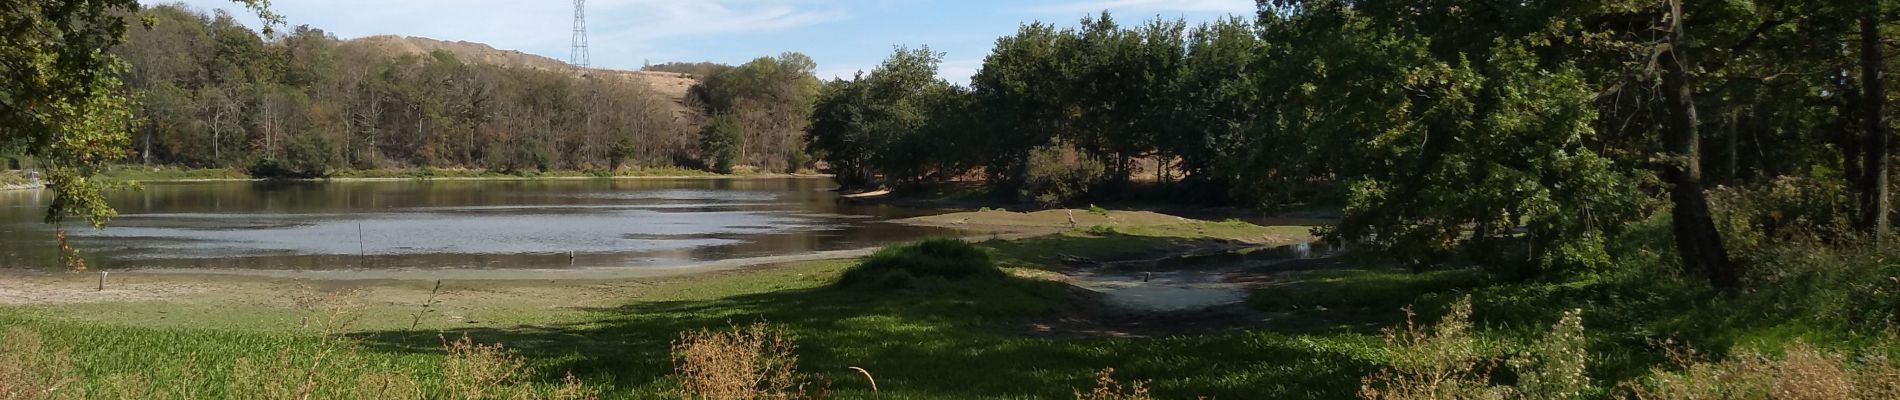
(0, 178, 962, 272)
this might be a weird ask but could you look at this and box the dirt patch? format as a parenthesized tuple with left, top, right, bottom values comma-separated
(0, 271, 282, 305)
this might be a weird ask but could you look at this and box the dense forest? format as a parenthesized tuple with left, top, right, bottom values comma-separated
(808, 0, 1898, 282)
(107, 4, 820, 177)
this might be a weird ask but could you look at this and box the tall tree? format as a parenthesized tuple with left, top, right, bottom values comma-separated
(1, 0, 272, 229)
(1856, 5, 1890, 238)
(1657, 0, 1738, 288)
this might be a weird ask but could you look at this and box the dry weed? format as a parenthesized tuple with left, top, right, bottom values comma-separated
(672, 322, 814, 399)
(442, 335, 593, 400)
(0, 329, 76, 400)
(1357, 300, 1594, 399)
(1628, 340, 1900, 400)
(1359, 297, 1510, 400)
(1073, 368, 1152, 400)
(1510, 309, 1589, 400)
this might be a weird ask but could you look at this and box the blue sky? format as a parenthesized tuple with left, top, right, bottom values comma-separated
(144, 0, 1256, 84)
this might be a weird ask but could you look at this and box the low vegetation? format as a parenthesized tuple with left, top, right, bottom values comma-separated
(0, 171, 29, 187)
(0, 296, 594, 400)
(835, 238, 1001, 289)
(3, 212, 1900, 398)
(671, 322, 815, 400)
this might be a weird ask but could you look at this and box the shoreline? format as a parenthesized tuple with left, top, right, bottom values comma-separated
(116, 246, 887, 282)
(0, 229, 1051, 287)
(120, 173, 833, 184)
(2, 169, 835, 190)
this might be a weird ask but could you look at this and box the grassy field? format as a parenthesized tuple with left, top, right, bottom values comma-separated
(3, 215, 1895, 398)
(2, 218, 1383, 399)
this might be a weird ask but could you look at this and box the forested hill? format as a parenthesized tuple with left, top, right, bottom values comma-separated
(113, 5, 817, 176)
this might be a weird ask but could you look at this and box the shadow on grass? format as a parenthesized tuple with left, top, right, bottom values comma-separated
(981, 231, 1257, 268)
(350, 275, 1382, 399)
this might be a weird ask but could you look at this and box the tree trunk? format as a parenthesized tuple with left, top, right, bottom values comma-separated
(1837, 81, 1864, 188)
(1726, 108, 1740, 183)
(1659, 0, 1739, 289)
(212, 104, 224, 164)
(141, 125, 152, 165)
(1858, 13, 1891, 238)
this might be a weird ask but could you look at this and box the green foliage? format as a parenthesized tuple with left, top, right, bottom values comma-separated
(695, 53, 820, 172)
(248, 133, 336, 179)
(1707, 176, 1858, 248)
(1258, 10, 1645, 277)
(108, 5, 697, 175)
(1017, 145, 1105, 207)
(836, 238, 1001, 289)
(699, 114, 744, 173)
(806, 46, 968, 188)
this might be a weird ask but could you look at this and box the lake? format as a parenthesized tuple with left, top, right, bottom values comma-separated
(0, 178, 964, 277)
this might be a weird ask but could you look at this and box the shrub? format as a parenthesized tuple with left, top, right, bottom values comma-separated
(700, 114, 744, 174)
(1359, 298, 1593, 400)
(1018, 145, 1105, 208)
(1510, 309, 1589, 400)
(249, 133, 337, 179)
(836, 238, 1000, 289)
(1628, 341, 1900, 400)
(1707, 176, 1856, 248)
(671, 322, 815, 400)
(1359, 297, 1508, 400)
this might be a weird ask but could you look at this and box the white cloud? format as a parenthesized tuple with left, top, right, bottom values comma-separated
(938, 58, 981, 85)
(1027, 0, 1255, 14)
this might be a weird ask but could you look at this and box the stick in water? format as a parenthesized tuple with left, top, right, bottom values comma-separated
(97, 271, 107, 291)
(358, 223, 367, 267)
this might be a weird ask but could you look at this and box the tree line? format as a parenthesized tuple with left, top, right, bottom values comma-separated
(113, 4, 823, 177)
(807, 0, 1897, 284)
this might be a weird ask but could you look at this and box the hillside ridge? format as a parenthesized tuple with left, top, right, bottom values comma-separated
(346, 35, 700, 111)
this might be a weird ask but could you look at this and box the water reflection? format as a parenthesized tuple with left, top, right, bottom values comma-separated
(0, 178, 961, 271)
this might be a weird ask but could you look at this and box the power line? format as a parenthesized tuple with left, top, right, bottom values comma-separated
(570, 0, 589, 68)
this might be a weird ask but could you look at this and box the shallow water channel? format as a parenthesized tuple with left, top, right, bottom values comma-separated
(0, 178, 965, 275)
(1068, 242, 1333, 312)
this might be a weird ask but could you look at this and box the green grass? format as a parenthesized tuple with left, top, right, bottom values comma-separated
(838, 238, 1003, 288)
(983, 221, 1311, 267)
(0, 226, 1392, 399)
(1248, 267, 1491, 326)
(6, 215, 1896, 398)
(0, 263, 1387, 399)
